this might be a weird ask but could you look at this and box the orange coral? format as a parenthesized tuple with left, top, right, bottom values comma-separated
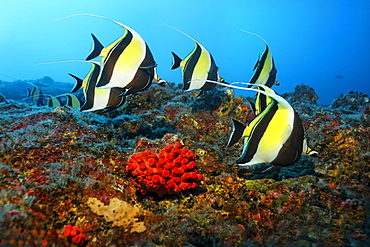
(63, 225, 88, 244)
(126, 142, 203, 196)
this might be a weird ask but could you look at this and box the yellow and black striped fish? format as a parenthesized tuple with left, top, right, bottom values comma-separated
(226, 85, 316, 168)
(235, 27, 278, 88)
(26, 84, 45, 106)
(61, 94, 82, 108)
(69, 61, 125, 112)
(249, 44, 278, 88)
(81, 14, 160, 96)
(167, 24, 223, 95)
(45, 95, 62, 107)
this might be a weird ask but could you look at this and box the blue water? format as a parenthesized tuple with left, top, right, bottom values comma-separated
(1, 0, 369, 105)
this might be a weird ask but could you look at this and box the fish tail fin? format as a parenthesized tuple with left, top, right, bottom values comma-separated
(171, 52, 182, 69)
(68, 73, 83, 93)
(26, 87, 31, 97)
(86, 33, 104, 60)
(227, 119, 247, 148)
(306, 146, 318, 156)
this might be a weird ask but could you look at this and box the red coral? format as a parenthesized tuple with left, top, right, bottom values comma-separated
(126, 142, 203, 196)
(63, 225, 88, 244)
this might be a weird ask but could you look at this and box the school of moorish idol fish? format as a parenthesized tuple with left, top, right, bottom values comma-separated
(26, 82, 82, 108)
(27, 14, 317, 171)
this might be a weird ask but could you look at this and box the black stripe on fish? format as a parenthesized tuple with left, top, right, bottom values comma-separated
(256, 91, 267, 115)
(265, 58, 277, 88)
(102, 88, 126, 112)
(182, 43, 202, 90)
(96, 30, 134, 87)
(249, 45, 269, 85)
(124, 45, 157, 95)
(272, 111, 304, 165)
(199, 54, 218, 93)
(65, 94, 82, 108)
(236, 101, 278, 164)
(72, 63, 100, 111)
(249, 45, 277, 88)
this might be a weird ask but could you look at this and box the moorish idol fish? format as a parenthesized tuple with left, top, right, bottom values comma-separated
(70, 14, 161, 96)
(196, 79, 317, 169)
(226, 84, 317, 168)
(44, 94, 82, 108)
(231, 82, 273, 116)
(45, 95, 62, 107)
(165, 23, 223, 95)
(235, 26, 278, 88)
(60, 93, 82, 108)
(69, 61, 125, 112)
(246, 84, 274, 116)
(26, 84, 45, 106)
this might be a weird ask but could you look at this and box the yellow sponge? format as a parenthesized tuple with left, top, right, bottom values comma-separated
(87, 197, 146, 233)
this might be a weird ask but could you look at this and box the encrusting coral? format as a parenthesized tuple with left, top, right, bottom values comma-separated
(126, 142, 203, 196)
(87, 197, 146, 233)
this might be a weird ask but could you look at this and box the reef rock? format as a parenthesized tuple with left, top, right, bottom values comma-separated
(331, 91, 369, 112)
(282, 84, 319, 104)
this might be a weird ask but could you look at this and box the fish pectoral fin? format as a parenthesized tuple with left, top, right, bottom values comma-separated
(86, 33, 104, 60)
(68, 73, 83, 93)
(227, 119, 246, 148)
(139, 63, 157, 70)
(139, 63, 157, 79)
(306, 146, 318, 156)
(171, 52, 182, 70)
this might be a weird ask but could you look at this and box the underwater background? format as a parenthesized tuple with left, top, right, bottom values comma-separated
(0, 0, 369, 246)
(0, 0, 369, 104)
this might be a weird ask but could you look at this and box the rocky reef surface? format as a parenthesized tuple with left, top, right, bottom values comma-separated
(0, 82, 369, 246)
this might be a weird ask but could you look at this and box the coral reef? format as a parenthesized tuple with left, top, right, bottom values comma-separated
(282, 84, 319, 104)
(0, 82, 369, 246)
(331, 90, 369, 112)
